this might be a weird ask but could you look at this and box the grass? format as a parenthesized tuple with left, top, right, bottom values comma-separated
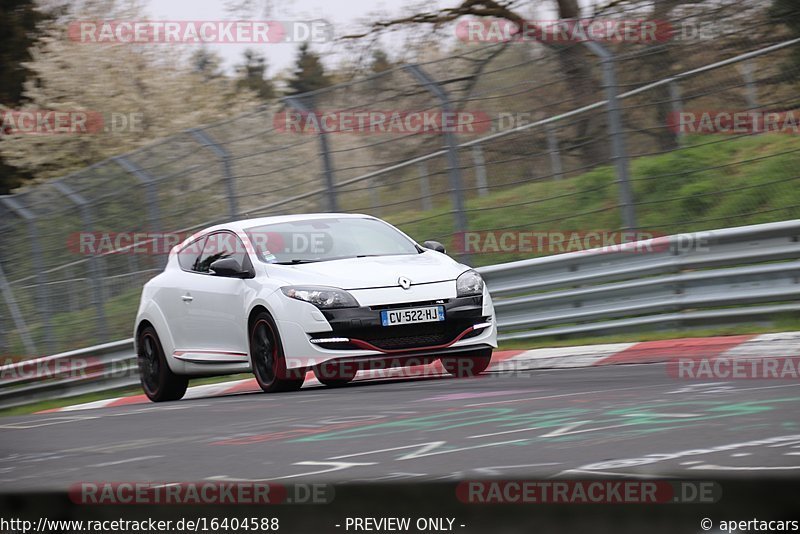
(0, 372, 254, 418)
(385, 134, 800, 266)
(0, 386, 142, 418)
(7, 287, 144, 357)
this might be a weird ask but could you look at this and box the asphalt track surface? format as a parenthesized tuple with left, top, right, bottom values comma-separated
(2, 362, 800, 491)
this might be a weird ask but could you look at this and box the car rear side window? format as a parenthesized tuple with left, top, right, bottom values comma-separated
(194, 232, 251, 274)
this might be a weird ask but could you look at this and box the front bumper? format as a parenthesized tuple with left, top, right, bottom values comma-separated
(276, 291, 497, 369)
(310, 295, 488, 351)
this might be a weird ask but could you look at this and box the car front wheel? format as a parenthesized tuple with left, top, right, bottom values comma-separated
(138, 325, 188, 402)
(250, 312, 305, 393)
(440, 348, 493, 377)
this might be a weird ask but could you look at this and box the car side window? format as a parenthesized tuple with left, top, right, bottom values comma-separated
(177, 236, 206, 271)
(194, 232, 251, 274)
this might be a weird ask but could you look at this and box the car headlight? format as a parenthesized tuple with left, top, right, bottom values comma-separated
(281, 286, 358, 309)
(456, 269, 484, 297)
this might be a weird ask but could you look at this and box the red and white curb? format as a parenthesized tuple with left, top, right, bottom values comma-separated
(40, 332, 800, 413)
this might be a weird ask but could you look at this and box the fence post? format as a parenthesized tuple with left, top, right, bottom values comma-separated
(0, 303, 5, 354)
(471, 144, 489, 196)
(0, 262, 36, 355)
(0, 196, 52, 353)
(190, 129, 238, 219)
(418, 161, 432, 211)
(669, 81, 685, 146)
(114, 157, 161, 232)
(284, 95, 338, 212)
(114, 156, 165, 267)
(737, 60, 759, 109)
(545, 123, 564, 180)
(404, 64, 469, 262)
(369, 178, 381, 215)
(584, 41, 637, 231)
(0, 296, 4, 354)
(52, 180, 108, 342)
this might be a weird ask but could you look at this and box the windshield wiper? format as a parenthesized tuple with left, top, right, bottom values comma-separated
(273, 259, 321, 265)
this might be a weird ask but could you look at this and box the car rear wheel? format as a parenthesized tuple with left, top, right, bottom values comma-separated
(440, 348, 493, 377)
(314, 361, 358, 387)
(138, 325, 188, 402)
(250, 312, 305, 393)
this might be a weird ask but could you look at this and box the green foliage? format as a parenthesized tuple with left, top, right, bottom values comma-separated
(191, 48, 225, 80)
(286, 43, 331, 96)
(390, 134, 800, 267)
(0, 1, 259, 186)
(236, 49, 275, 101)
(770, 0, 800, 74)
(0, 0, 55, 193)
(0, 0, 50, 105)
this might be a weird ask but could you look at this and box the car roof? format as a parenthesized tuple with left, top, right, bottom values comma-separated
(172, 213, 399, 257)
(203, 212, 375, 234)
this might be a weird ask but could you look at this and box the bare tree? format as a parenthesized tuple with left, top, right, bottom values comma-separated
(343, 0, 609, 166)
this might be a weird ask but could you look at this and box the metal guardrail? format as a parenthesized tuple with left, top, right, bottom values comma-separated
(481, 220, 800, 341)
(1, 220, 798, 409)
(0, 339, 137, 410)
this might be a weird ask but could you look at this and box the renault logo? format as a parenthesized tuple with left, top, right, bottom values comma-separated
(398, 276, 411, 290)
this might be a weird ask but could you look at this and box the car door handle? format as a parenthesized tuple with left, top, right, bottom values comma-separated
(181, 294, 193, 302)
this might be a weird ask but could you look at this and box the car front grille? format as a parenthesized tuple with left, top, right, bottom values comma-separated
(312, 317, 485, 351)
(365, 332, 451, 350)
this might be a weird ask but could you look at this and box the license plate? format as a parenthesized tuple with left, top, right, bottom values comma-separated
(381, 306, 445, 326)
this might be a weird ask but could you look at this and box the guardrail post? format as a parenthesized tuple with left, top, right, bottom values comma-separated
(0, 196, 52, 353)
(284, 95, 338, 212)
(583, 41, 637, 231)
(405, 64, 469, 262)
(471, 144, 489, 196)
(52, 180, 108, 342)
(190, 128, 238, 219)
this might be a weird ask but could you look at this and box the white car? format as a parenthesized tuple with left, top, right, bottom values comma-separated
(134, 214, 497, 401)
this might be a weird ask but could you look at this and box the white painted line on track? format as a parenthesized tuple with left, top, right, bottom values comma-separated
(88, 455, 164, 467)
(0, 415, 99, 429)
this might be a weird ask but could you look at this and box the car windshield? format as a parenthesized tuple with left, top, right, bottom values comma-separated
(244, 217, 419, 264)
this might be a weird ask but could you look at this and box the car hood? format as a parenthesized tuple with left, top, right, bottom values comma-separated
(265, 252, 468, 290)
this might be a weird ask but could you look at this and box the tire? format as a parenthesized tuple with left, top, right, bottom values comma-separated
(137, 325, 188, 402)
(440, 348, 493, 378)
(250, 312, 305, 393)
(314, 361, 358, 388)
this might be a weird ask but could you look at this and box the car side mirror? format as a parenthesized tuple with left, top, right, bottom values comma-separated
(210, 257, 249, 278)
(423, 240, 446, 254)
